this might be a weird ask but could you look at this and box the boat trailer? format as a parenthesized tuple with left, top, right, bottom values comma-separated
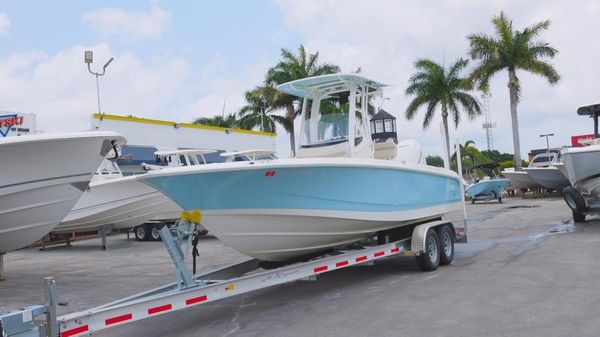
(0, 214, 465, 337)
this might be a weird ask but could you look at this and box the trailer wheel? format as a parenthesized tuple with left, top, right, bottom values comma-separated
(437, 225, 454, 265)
(563, 186, 586, 213)
(150, 224, 163, 241)
(415, 229, 440, 271)
(572, 211, 586, 222)
(134, 224, 150, 241)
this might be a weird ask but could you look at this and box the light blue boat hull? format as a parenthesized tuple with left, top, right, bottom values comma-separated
(142, 162, 463, 260)
(465, 179, 510, 199)
(145, 165, 462, 214)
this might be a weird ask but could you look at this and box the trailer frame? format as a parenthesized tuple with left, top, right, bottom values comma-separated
(1, 218, 462, 337)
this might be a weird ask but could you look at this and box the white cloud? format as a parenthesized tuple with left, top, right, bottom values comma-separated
(274, 0, 600, 159)
(82, 4, 171, 39)
(0, 44, 193, 133)
(0, 13, 10, 35)
(0, 44, 278, 153)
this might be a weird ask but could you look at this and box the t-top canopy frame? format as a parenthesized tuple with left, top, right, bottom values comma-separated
(277, 74, 387, 100)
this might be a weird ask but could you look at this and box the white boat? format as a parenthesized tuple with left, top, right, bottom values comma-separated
(524, 152, 570, 190)
(561, 145, 600, 196)
(501, 152, 556, 189)
(0, 131, 124, 253)
(56, 149, 215, 233)
(137, 74, 463, 261)
(559, 104, 600, 221)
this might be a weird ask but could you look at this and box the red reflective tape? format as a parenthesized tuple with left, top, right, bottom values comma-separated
(335, 260, 349, 268)
(264, 171, 277, 176)
(105, 313, 132, 326)
(374, 251, 385, 257)
(356, 256, 368, 262)
(60, 325, 89, 337)
(148, 304, 172, 315)
(186, 295, 208, 305)
(391, 247, 400, 253)
(314, 265, 328, 273)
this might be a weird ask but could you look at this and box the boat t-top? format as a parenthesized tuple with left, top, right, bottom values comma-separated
(138, 74, 463, 262)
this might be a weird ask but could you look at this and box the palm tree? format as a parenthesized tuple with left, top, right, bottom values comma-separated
(193, 114, 239, 128)
(468, 12, 560, 170)
(266, 45, 340, 156)
(237, 85, 282, 133)
(405, 58, 481, 165)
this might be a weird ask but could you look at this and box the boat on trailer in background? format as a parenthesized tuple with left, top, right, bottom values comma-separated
(139, 74, 463, 262)
(465, 163, 509, 204)
(56, 148, 216, 242)
(501, 152, 557, 190)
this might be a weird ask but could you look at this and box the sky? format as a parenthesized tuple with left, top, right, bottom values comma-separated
(0, 0, 599, 159)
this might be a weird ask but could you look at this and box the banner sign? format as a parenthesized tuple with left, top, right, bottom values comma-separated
(0, 112, 36, 137)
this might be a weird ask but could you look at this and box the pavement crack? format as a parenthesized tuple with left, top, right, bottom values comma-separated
(221, 299, 257, 337)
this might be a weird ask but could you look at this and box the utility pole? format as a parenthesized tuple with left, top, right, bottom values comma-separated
(481, 93, 496, 151)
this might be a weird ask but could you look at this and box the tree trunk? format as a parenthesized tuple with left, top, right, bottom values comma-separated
(287, 104, 296, 157)
(508, 70, 522, 171)
(441, 104, 451, 168)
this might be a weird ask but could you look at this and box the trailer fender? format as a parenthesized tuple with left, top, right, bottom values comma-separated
(411, 221, 453, 255)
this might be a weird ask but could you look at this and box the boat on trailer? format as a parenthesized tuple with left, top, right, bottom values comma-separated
(465, 163, 509, 203)
(139, 74, 462, 262)
(501, 152, 557, 190)
(0, 131, 124, 253)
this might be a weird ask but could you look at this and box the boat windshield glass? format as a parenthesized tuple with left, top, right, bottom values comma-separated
(301, 92, 351, 147)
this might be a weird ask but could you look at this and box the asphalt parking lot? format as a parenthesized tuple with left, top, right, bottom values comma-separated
(2, 197, 600, 337)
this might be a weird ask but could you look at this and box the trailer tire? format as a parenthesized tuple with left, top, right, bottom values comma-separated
(150, 224, 163, 241)
(572, 211, 586, 222)
(437, 225, 454, 266)
(134, 224, 150, 241)
(415, 229, 440, 272)
(563, 186, 586, 213)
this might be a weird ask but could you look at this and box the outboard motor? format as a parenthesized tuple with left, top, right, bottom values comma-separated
(395, 139, 424, 164)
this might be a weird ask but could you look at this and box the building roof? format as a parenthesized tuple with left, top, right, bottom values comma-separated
(371, 109, 395, 120)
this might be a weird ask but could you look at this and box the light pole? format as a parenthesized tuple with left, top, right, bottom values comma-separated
(539, 133, 554, 153)
(84, 51, 114, 115)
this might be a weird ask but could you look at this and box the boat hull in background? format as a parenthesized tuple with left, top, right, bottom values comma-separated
(465, 179, 510, 198)
(524, 167, 570, 190)
(142, 158, 463, 261)
(56, 177, 181, 233)
(501, 170, 538, 189)
(0, 132, 124, 253)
